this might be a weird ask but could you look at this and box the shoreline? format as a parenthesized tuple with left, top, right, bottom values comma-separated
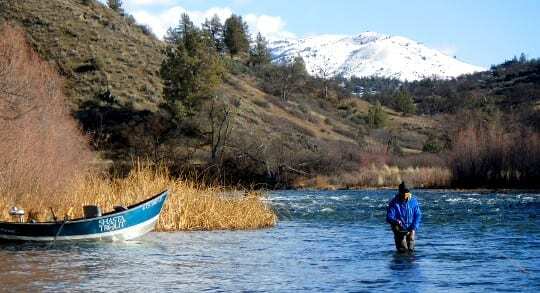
(284, 185, 540, 193)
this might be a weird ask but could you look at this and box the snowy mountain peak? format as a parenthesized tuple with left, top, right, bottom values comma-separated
(352, 32, 387, 44)
(269, 32, 484, 81)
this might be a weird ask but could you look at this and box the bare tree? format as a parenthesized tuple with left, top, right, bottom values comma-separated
(263, 56, 307, 101)
(312, 57, 333, 99)
(206, 97, 233, 164)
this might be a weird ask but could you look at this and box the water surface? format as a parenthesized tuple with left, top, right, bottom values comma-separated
(0, 190, 539, 292)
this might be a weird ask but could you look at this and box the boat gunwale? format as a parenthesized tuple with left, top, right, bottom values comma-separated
(0, 190, 168, 226)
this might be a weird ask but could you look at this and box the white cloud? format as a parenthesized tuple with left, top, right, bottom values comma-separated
(132, 6, 233, 39)
(130, 5, 295, 40)
(244, 14, 295, 40)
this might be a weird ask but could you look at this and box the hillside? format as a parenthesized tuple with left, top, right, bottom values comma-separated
(270, 32, 483, 81)
(0, 0, 164, 111)
(0, 0, 449, 187)
(346, 56, 540, 124)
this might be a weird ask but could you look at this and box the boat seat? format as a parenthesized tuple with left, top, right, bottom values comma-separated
(83, 205, 102, 218)
(114, 205, 128, 212)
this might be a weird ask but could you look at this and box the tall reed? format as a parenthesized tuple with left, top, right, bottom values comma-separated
(294, 164, 451, 189)
(0, 163, 277, 231)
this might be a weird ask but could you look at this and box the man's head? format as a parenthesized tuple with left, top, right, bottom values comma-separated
(398, 181, 412, 201)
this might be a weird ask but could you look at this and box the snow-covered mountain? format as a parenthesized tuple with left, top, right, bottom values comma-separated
(269, 32, 484, 81)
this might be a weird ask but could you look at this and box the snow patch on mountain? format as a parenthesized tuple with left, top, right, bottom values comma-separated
(269, 32, 484, 81)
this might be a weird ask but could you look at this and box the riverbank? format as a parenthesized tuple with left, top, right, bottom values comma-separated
(0, 164, 277, 231)
(292, 165, 451, 190)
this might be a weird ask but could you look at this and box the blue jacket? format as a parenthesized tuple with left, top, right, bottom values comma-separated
(386, 195, 422, 231)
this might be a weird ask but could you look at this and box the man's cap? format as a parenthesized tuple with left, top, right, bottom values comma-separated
(399, 181, 410, 194)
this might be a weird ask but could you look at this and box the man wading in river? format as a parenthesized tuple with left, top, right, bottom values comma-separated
(386, 182, 422, 253)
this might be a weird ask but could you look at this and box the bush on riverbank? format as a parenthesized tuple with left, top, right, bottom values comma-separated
(449, 125, 540, 188)
(0, 23, 94, 200)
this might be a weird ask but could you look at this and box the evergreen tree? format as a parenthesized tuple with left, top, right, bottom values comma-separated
(164, 13, 196, 45)
(223, 14, 250, 56)
(291, 56, 307, 77)
(161, 14, 224, 117)
(202, 14, 225, 53)
(248, 33, 271, 66)
(519, 52, 527, 63)
(107, 0, 123, 12)
(367, 102, 387, 129)
(395, 91, 416, 115)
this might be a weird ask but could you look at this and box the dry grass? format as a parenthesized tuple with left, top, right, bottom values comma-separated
(0, 163, 277, 231)
(294, 164, 451, 189)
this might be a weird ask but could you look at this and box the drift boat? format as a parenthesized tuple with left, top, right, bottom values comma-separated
(0, 190, 168, 242)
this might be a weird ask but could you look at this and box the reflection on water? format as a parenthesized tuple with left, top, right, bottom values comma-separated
(0, 190, 539, 292)
(389, 252, 419, 271)
(388, 252, 425, 292)
(0, 243, 83, 291)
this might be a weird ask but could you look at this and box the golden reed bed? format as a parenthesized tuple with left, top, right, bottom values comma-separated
(294, 165, 451, 189)
(0, 164, 277, 231)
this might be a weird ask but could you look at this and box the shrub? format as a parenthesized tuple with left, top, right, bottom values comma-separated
(224, 58, 251, 75)
(359, 142, 390, 168)
(448, 124, 540, 188)
(253, 99, 270, 108)
(137, 24, 155, 37)
(0, 24, 94, 198)
(107, 0, 123, 12)
(391, 153, 447, 168)
(395, 91, 416, 115)
(422, 136, 444, 153)
(125, 14, 136, 26)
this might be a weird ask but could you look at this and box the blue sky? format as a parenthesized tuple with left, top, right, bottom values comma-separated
(120, 0, 540, 67)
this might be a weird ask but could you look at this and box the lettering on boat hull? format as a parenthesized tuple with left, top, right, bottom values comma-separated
(98, 216, 126, 232)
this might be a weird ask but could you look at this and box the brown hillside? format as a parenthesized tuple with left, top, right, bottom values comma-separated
(1, 0, 164, 111)
(1, 0, 444, 187)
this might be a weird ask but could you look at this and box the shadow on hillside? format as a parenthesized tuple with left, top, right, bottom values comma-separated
(75, 92, 174, 159)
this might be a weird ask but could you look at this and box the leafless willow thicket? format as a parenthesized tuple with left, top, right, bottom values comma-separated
(449, 125, 540, 188)
(0, 24, 93, 200)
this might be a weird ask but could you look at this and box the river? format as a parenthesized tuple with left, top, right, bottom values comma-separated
(0, 190, 538, 292)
